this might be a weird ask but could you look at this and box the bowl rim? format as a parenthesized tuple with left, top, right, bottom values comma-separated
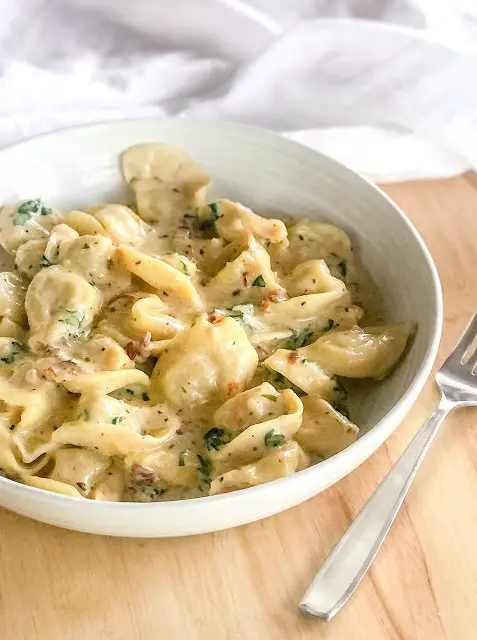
(0, 117, 443, 511)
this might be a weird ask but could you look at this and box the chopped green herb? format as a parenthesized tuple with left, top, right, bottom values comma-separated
(125, 388, 135, 396)
(326, 319, 335, 331)
(331, 378, 348, 414)
(59, 309, 85, 335)
(178, 451, 186, 467)
(204, 427, 231, 452)
(252, 274, 266, 287)
(338, 260, 347, 278)
(40, 254, 52, 268)
(112, 416, 124, 425)
(267, 370, 305, 397)
(197, 454, 213, 489)
(262, 394, 278, 402)
(181, 260, 190, 276)
(227, 309, 251, 332)
(13, 199, 52, 226)
(0, 340, 28, 365)
(285, 328, 313, 349)
(79, 409, 90, 421)
(264, 429, 286, 449)
(142, 392, 150, 402)
(197, 202, 221, 236)
(272, 372, 286, 387)
(127, 483, 165, 502)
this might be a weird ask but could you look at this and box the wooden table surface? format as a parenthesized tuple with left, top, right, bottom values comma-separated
(1, 173, 477, 640)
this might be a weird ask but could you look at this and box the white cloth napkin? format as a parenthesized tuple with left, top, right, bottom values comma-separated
(1, 0, 476, 182)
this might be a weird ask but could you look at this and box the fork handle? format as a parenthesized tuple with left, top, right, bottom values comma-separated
(299, 396, 453, 621)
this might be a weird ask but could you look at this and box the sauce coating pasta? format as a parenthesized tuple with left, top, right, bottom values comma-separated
(0, 143, 410, 501)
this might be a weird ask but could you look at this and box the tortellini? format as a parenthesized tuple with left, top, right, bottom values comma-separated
(295, 395, 359, 459)
(51, 448, 111, 496)
(0, 142, 411, 503)
(121, 143, 210, 226)
(59, 234, 131, 300)
(205, 235, 286, 307)
(299, 324, 410, 379)
(15, 238, 48, 277)
(151, 317, 258, 407)
(263, 349, 336, 398)
(92, 204, 149, 245)
(25, 266, 101, 351)
(213, 200, 287, 244)
(65, 210, 107, 237)
(0, 272, 28, 324)
(0, 199, 63, 252)
(272, 220, 353, 276)
(211, 386, 303, 472)
(116, 245, 202, 311)
(210, 441, 308, 495)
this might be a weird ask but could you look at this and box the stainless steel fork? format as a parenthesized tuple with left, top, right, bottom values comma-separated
(300, 313, 477, 621)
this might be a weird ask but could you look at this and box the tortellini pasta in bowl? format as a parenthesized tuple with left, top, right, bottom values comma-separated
(0, 120, 441, 536)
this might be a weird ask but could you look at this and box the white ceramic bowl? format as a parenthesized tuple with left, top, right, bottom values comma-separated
(0, 119, 442, 537)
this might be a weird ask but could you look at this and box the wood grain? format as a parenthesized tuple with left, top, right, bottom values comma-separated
(2, 174, 477, 640)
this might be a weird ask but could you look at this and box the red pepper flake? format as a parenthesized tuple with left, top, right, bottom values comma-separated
(39, 366, 56, 381)
(125, 332, 151, 360)
(260, 297, 272, 312)
(125, 341, 139, 360)
(227, 381, 238, 395)
(288, 351, 299, 364)
(269, 289, 283, 302)
(208, 310, 225, 324)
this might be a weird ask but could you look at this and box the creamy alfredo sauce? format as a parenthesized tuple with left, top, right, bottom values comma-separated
(0, 143, 410, 501)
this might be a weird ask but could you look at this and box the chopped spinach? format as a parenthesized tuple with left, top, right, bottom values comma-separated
(252, 274, 266, 287)
(326, 318, 335, 331)
(127, 483, 165, 503)
(285, 328, 313, 350)
(178, 451, 186, 467)
(112, 416, 124, 425)
(0, 340, 28, 365)
(78, 409, 90, 421)
(197, 202, 221, 236)
(142, 392, 150, 402)
(197, 453, 213, 490)
(338, 260, 347, 278)
(261, 394, 278, 402)
(59, 309, 85, 335)
(40, 254, 52, 268)
(267, 370, 305, 397)
(13, 199, 52, 226)
(204, 427, 231, 452)
(264, 429, 286, 449)
(271, 372, 287, 388)
(181, 260, 190, 276)
(226, 306, 255, 333)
